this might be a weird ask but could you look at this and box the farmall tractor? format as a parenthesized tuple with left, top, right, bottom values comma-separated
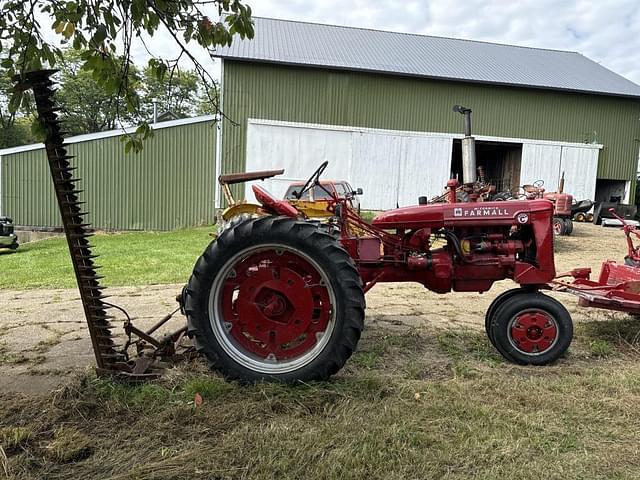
(179, 107, 573, 382)
(520, 173, 574, 236)
(183, 162, 571, 382)
(20, 72, 577, 383)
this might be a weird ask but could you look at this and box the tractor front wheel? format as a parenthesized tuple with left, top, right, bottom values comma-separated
(484, 287, 526, 351)
(487, 292, 572, 365)
(562, 218, 573, 235)
(184, 216, 365, 382)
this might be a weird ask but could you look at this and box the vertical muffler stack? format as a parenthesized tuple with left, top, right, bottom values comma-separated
(453, 105, 477, 184)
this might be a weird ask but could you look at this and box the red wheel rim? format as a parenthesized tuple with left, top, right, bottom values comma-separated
(508, 310, 558, 355)
(553, 220, 562, 235)
(210, 246, 335, 373)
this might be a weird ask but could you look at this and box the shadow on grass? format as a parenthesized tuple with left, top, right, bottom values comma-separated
(579, 315, 640, 356)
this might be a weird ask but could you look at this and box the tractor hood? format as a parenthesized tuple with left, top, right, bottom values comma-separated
(372, 199, 553, 230)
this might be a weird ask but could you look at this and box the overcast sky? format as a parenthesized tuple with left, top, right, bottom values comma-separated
(141, 0, 640, 85)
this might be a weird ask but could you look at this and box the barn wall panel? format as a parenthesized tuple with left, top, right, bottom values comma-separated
(223, 61, 640, 203)
(559, 146, 599, 201)
(0, 121, 216, 230)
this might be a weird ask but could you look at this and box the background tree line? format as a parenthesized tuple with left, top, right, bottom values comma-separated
(0, 49, 217, 149)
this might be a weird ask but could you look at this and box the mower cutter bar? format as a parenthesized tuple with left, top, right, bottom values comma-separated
(11, 70, 175, 379)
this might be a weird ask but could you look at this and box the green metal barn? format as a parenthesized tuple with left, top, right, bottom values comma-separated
(3, 17, 640, 229)
(0, 116, 216, 230)
(217, 17, 640, 210)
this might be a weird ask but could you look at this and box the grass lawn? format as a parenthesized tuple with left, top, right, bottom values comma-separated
(3, 224, 640, 478)
(0, 227, 214, 289)
(3, 321, 640, 479)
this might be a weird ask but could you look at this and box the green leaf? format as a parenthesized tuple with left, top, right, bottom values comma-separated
(92, 26, 107, 44)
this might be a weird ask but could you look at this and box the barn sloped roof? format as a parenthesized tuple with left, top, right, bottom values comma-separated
(217, 17, 640, 99)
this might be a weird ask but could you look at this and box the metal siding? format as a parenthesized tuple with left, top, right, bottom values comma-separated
(245, 122, 353, 202)
(222, 62, 640, 192)
(521, 144, 563, 192)
(396, 136, 453, 206)
(1, 121, 216, 230)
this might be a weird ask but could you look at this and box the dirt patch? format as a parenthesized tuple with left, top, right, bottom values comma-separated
(0, 284, 185, 395)
(0, 222, 632, 395)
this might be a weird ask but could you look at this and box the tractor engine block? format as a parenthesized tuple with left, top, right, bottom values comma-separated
(351, 199, 555, 294)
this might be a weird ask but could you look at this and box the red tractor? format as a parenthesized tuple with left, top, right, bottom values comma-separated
(182, 162, 571, 382)
(520, 174, 574, 236)
(19, 75, 573, 383)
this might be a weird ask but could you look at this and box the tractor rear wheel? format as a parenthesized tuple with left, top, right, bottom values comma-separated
(487, 292, 572, 365)
(552, 217, 565, 236)
(184, 216, 365, 382)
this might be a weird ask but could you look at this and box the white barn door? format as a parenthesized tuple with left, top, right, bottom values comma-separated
(245, 121, 453, 210)
(244, 123, 352, 200)
(350, 131, 403, 210)
(520, 144, 562, 191)
(559, 146, 599, 201)
(397, 136, 453, 207)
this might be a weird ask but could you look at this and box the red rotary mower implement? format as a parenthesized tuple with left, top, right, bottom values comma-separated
(554, 209, 640, 314)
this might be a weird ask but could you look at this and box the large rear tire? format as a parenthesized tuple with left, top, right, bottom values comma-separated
(552, 217, 566, 236)
(184, 216, 365, 382)
(487, 292, 572, 365)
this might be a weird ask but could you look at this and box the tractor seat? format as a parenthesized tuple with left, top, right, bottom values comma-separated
(219, 169, 285, 185)
(252, 185, 299, 218)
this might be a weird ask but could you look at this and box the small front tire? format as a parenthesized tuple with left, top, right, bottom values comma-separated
(484, 288, 526, 351)
(488, 292, 572, 365)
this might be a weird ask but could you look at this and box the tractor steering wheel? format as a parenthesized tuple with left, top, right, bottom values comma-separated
(533, 179, 545, 188)
(294, 161, 329, 199)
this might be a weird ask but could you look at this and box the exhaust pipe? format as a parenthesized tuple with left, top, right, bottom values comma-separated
(453, 105, 476, 184)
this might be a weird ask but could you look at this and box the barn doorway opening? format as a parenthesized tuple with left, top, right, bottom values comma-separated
(594, 179, 630, 203)
(451, 140, 523, 193)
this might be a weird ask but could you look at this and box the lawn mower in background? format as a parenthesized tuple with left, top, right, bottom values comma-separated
(284, 179, 362, 217)
(0, 216, 19, 251)
(572, 199, 594, 223)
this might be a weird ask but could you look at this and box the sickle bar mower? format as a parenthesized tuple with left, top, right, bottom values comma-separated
(15, 70, 189, 380)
